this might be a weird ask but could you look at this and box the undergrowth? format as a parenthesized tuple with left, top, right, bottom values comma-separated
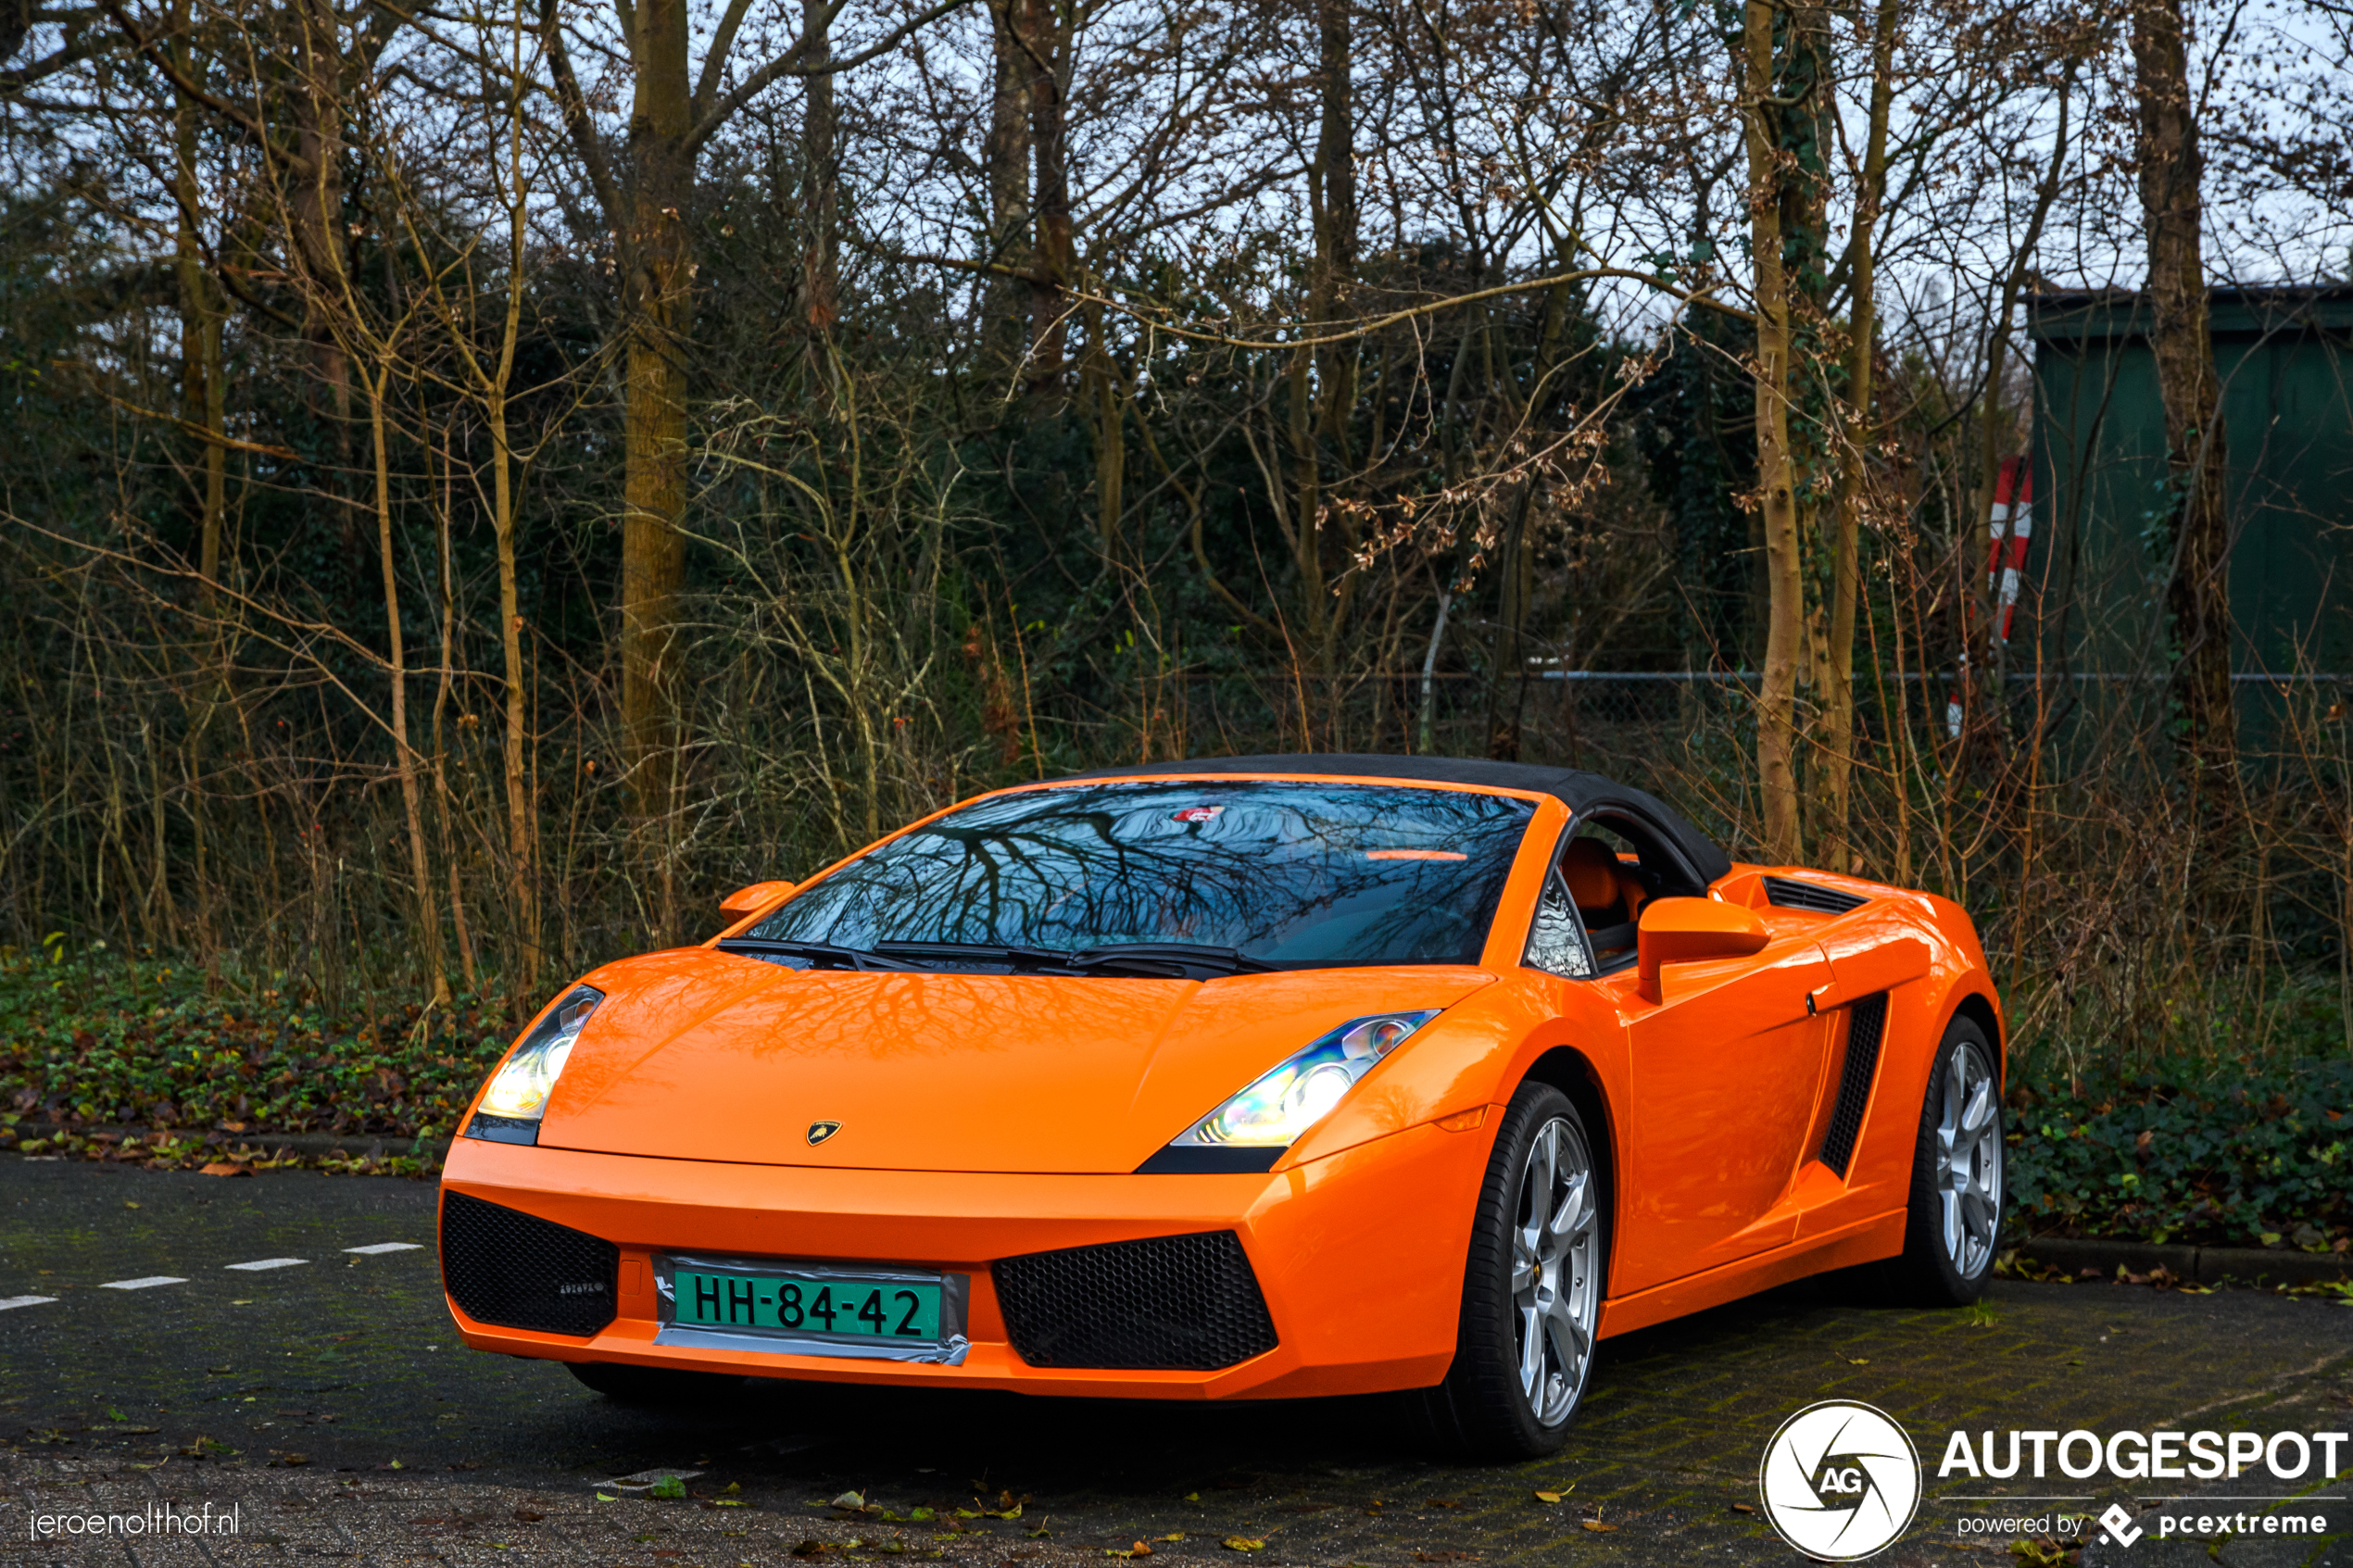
(5, 948, 2351, 1251)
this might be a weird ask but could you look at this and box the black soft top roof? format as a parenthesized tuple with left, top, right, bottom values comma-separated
(1051, 753, 1733, 885)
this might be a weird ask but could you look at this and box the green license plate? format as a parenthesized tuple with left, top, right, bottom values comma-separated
(672, 1266, 944, 1342)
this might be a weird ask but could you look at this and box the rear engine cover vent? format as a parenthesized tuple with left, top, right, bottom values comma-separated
(440, 1189, 619, 1336)
(1764, 875, 1869, 915)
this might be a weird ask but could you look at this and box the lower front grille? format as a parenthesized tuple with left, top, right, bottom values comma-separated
(993, 1230, 1278, 1371)
(439, 1189, 619, 1336)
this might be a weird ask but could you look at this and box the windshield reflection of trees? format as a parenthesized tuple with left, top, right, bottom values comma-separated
(752, 784, 1534, 965)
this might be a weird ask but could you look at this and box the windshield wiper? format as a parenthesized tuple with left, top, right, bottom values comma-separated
(866, 940, 1278, 979)
(1063, 944, 1279, 978)
(716, 937, 891, 972)
(869, 940, 1072, 972)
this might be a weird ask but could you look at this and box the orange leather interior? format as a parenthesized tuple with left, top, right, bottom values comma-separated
(1562, 838, 1644, 922)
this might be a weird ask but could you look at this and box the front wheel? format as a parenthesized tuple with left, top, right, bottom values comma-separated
(1876, 1015, 2005, 1305)
(1416, 1082, 1606, 1460)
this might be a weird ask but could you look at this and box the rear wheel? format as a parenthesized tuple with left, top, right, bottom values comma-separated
(1417, 1082, 1605, 1459)
(1875, 1015, 2004, 1305)
(566, 1361, 745, 1405)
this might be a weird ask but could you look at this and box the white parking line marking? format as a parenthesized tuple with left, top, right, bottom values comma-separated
(223, 1258, 308, 1272)
(100, 1277, 187, 1290)
(343, 1243, 422, 1255)
(0, 1295, 57, 1311)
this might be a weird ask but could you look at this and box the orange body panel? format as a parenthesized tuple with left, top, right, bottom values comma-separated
(443, 768, 2004, 1403)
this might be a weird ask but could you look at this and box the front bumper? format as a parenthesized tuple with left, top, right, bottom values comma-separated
(438, 1117, 1493, 1400)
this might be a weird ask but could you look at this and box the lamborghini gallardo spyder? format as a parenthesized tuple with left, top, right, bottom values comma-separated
(438, 756, 2004, 1458)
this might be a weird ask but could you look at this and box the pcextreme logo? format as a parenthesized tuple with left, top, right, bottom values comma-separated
(1759, 1400, 1923, 1561)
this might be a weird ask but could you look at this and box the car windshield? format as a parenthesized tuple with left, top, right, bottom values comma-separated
(745, 780, 1536, 968)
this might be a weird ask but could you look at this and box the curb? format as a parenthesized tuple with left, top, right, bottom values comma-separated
(9, 1123, 453, 1163)
(2017, 1235, 2353, 1286)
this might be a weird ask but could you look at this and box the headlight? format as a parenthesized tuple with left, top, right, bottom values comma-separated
(1168, 1010, 1441, 1149)
(469, 985, 603, 1143)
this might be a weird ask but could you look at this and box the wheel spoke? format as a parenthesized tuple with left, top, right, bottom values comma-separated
(1542, 1294, 1585, 1383)
(1516, 1302, 1544, 1397)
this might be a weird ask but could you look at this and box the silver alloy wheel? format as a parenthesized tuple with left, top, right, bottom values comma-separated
(1511, 1114, 1602, 1427)
(1936, 1038, 2003, 1279)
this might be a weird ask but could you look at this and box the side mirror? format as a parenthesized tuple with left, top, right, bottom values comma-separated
(719, 880, 797, 920)
(1635, 897, 1769, 1001)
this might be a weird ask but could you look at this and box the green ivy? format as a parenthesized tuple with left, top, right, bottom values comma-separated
(2005, 1059, 2353, 1250)
(0, 953, 516, 1142)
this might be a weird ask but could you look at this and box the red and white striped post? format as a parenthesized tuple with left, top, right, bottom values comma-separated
(1986, 455, 2033, 644)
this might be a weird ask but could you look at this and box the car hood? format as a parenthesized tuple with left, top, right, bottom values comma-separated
(533, 948, 1493, 1173)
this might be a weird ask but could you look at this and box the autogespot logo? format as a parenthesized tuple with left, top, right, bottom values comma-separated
(1759, 1400, 1923, 1561)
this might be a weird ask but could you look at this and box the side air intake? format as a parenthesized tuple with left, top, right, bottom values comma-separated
(1765, 875, 1870, 915)
(1818, 993, 1889, 1176)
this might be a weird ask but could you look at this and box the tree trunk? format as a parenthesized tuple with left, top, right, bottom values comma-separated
(800, 5, 838, 337)
(1293, 0, 1356, 673)
(1086, 302, 1124, 552)
(170, 0, 224, 596)
(285, 0, 353, 552)
(1819, 0, 1900, 873)
(1743, 0, 1803, 864)
(982, 0, 1037, 381)
(1309, 0, 1355, 452)
(621, 0, 694, 941)
(366, 362, 449, 1002)
(1026, 0, 1074, 396)
(2131, 0, 2236, 800)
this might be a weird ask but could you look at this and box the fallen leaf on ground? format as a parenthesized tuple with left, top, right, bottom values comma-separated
(1730, 1502, 1755, 1514)
(790, 1540, 831, 1558)
(199, 1162, 250, 1177)
(513, 1510, 545, 1523)
(595, 1493, 617, 1503)
(1181, 1492, 1202, 1504)
(831, 1491, 867, 1511)
(1158, 1533, 1187, 1542)
(1579, 1521, 1617, 1534)
(1846, 1357, 1869, 1365)
(1221, 1538, 1265, 1552)
(1105, 1542, 1151, 1559)
(1534, 1490, 1567, 1504)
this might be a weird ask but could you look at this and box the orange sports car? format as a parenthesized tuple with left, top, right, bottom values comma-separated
(439, 756, 2004, 1457)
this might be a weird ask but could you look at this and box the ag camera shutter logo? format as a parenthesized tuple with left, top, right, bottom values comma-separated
(1759, 1400, 1922, 1561)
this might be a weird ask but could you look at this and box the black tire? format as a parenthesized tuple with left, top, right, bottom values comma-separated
(1416, 1081, 1607, 1461)
(565, 1361, 746, 1405)
(1871, 1014, 2005, 1306)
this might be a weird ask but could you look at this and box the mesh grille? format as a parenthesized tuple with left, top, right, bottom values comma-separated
(440, 1189, 618, 1336)
(1764, 875, 1869, 915)
(993, 1231, 1277, 1370)
(1819, 993, 1890, 1176)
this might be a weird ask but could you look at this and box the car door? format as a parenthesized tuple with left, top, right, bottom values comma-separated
(1609, 931, 1835, 1295)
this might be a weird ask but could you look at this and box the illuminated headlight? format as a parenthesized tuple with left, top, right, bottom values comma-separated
(1169, 1010, 1441, 1149)
(469, 985, 602, 1142)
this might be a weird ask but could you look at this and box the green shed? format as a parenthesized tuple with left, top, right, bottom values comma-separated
(2026, 285, 2353, 701)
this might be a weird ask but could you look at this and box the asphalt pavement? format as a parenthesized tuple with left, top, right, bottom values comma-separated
(1, 1157, 2349, 1566)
